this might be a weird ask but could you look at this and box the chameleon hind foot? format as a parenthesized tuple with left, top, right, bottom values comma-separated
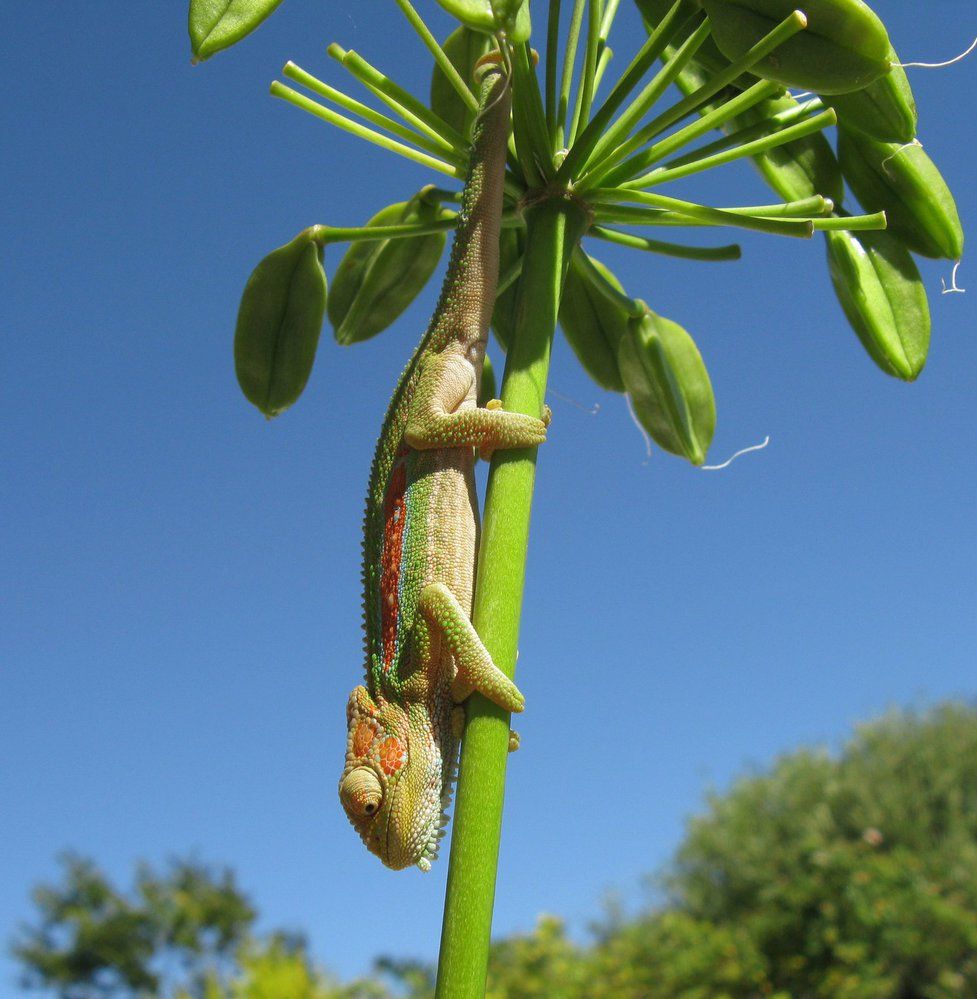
(418, 582, 525, 714)
(508, 730, 520, 752)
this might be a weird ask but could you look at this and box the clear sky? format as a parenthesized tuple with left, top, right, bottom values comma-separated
(1, 0, 974, 992)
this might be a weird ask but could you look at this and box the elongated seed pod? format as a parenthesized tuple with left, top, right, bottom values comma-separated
(328, 195, 447, 345)
(820, 51, 916, 143)
(825, 228, 930, 381)
(838, 132, 963, 260)
(702, 0, 892, 94)
(618, 308, 716, 465)
(189, 0, 284, 62)
(559, 253, 630, 393)
(234, 228, 327, 418)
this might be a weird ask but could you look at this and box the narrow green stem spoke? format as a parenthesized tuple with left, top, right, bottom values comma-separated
(513, 43, 553, 179)
(580, 14, 711, 183)
(590, 225, 741, 260)
(328, 44, 467, 151)
(556, 0, 588, 149)
(546, 0, 562, 138)
(620, 108, 836, 189)
(598, 0, 622, 42)
(593, 46, 614, 92)
(392, 0, 478, 112)
(270, 82, 463, 178)
(814, 212, 887, 231)
(283, 61, 463, 162)
(635, 195, 831, 221)
(593, 187, 814, 237)
(310, 217, 458, 245)
(568, 0, 603, 145)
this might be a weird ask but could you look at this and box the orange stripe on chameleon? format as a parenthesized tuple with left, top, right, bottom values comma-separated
(380, 448, 409, 671)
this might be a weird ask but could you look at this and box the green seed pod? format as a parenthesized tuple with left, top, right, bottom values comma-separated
(618, 307, 716, 465)
(328, 194, 447, 345)
(491, 227, 525, 352)
(838, 132, 964, 259)
(732, 94, 845, 205)
(431, 28, 492, 139)
(825, 228, 930, 381)
(189, 0, 284, 63)
(702, 0, 892, 94)
(434, 0, 530, 40)
(478, 353, 498, 408)
(559, 253, 629, 393)
(234, 228, 327, 418)
(821, 51, 916, 143)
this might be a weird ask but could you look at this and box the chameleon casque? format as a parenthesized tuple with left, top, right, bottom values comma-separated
(338, 52, 548, 871)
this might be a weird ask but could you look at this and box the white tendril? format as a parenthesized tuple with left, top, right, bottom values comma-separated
(702, 436, 770, 471)
(881, 140, 921, 171)
(941, 261, 966, 295)
(898, 36, 977, 69)
(548, 387, 601, 415)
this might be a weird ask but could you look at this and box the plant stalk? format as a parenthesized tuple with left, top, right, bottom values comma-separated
(435, 195, 588, 999)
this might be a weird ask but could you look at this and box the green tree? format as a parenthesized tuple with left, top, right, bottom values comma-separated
(183, 937, 390, 999)
(13, 856, 255, 999)
(666, 704, 977, 996)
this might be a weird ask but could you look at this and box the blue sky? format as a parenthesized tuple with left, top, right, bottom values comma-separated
(1, 0, 974, 991)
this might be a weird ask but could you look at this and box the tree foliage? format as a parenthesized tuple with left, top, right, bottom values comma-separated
(13, 705, 977, 997)
(13, 856, 255, 999)
(667, 703, 977, 996)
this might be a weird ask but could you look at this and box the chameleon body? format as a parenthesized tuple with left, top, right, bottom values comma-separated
(338, 57, 546, 871)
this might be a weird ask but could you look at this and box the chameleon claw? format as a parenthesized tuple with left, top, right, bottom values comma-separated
(486, 398, 503, 410)
(508, 729, 520, 753)
(542, 404, 552, 427)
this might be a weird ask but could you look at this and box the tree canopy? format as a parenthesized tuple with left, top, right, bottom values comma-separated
(14, 704, 977, 998)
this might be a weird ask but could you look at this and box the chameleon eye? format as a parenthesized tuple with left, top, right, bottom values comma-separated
(339, 767, 383, 819)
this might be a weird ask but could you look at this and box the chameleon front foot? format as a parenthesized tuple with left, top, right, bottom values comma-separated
(479, 399, 549, 461)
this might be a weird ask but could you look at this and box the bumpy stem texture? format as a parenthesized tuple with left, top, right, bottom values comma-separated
(435, 196, 588, 999)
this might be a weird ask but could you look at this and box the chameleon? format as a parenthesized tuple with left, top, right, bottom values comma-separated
(338, 52, 548, 871)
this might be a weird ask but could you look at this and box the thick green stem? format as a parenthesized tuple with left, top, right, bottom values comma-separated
(435, 196, 587, 999)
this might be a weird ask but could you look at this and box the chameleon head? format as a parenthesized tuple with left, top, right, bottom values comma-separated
(339, 685, 448, 871)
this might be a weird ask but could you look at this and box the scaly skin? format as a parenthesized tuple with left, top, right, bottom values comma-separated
(338, 56, 546, 871)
